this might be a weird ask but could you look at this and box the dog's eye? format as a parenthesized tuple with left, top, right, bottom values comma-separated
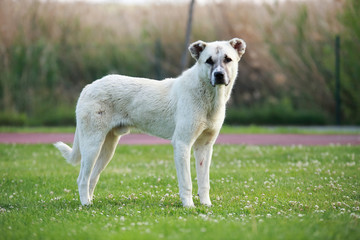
(205, 57, 214, 65)
(224, 56, 232, 63)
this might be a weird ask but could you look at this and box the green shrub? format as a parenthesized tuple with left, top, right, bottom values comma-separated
(226, 100, 328, 126)
(28, 105, 75, 126)
(0, 112, 27, 126)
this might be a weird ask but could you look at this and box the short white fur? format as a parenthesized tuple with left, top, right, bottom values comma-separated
(54, 38, 246, 207)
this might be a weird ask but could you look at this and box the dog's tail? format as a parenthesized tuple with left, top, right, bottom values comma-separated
(54, 129, 81, 165)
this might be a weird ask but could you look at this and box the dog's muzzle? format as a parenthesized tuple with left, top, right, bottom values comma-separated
(211, 69, 229, 87)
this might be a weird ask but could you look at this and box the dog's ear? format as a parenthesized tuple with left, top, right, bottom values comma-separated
(229, 38, 246, 58)
(189, 40, 207, 60)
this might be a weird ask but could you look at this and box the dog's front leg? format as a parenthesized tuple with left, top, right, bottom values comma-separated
(194, 142, 214, 206)
(172, 140, 194, 207)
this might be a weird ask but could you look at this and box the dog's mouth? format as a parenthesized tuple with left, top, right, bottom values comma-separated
(211, 82, 229, 87)
(211, 79, 229, 87)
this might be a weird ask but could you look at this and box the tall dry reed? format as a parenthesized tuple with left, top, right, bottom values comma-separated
(0, 0, 356, 125)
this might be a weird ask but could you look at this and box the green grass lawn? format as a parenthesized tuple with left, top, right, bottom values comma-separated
(1, 144, 359, 239)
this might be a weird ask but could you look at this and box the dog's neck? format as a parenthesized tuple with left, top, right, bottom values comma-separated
(201, 73, 235, 106)
(195, 67, 235, 115)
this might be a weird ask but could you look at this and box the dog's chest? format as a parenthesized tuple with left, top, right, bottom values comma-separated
(200, 88, 227, 125)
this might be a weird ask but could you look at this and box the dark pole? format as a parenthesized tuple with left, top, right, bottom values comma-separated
(335, 35, 341, 125)
(155, 38, 163, 80)
(181, 0, 195, 72)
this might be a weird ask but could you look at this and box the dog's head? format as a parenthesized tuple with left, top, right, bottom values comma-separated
(189, 38, 246, 87)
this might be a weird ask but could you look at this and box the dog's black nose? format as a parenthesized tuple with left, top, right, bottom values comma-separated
(214, 71, 224, 80)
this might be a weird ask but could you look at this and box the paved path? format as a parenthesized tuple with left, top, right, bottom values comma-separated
(0, 133, 359, 145)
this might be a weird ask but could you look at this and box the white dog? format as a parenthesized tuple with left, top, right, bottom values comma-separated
(54, 38, 246, 207)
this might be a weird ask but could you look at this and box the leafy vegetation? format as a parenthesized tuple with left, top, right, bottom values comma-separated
(0, 0, 358, 125)
(338, 0, 360, 124)
(1, 144, 359, 239)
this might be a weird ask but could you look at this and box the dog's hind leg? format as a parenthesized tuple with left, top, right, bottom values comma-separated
(77, 132, 106, 205)
(88, 130, 122, 201)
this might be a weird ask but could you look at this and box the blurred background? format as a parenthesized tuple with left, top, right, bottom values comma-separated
(0, 0, 359, 126)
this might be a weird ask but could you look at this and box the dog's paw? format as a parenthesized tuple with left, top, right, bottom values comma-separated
(183, 203, 195, 208)
(81, 201, 92, 206)
(182, 198, 195, 208)
(80, 197, 92, 206)
(200, 200, 212, 207)
(198, 193, 212, 206)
